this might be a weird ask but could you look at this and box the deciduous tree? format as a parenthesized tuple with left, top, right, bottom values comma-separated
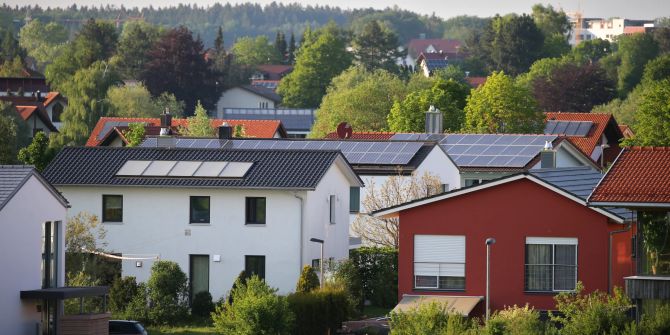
(17, 131, 55, 172)
(464, 71, 544, 133)
(627, 79, 670, 146)
(18, 19, 68, 69)
(106, 84, 182, 118)
(231, 35, 281, 67)
(617, 33, 659, 96)
(532, 4, 571, 58)
(112, 21, 162, 79)
(183, 101, 215, 137)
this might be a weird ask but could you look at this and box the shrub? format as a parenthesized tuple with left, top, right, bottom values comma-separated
(212, 276, 294, 335)
(123, 282, 149, 323)
(109, 276, 139, 316)
(333, 259, 364, 316)
(64, 271, 104, 314)
(227, 270, 249, 305)
(296, 265, 320, 293)
(288, 285, 352, 335)
(625, 303, 670, 335)
(551, 282, 632, 335)
(389, 301, 477, 335)
(191, 291, 215, 318)
(485, 305, 547, 335)
(146, 260, 189, 325)
(350, 247, 398, 308)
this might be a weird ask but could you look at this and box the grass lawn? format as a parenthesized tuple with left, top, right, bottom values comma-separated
(363, 305, 392, 318)
(146, 326, 217, 335)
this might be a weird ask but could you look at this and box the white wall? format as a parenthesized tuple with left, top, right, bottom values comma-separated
(216, 87, 276, 112)
(44, 100, 66, 130)
(0, 176, 67, 335)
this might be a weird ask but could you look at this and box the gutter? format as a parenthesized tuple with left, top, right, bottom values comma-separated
(609, 218, 633, 294)
(294, 193, 304, 273)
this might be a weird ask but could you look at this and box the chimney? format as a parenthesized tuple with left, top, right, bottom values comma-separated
(540, 141, 556, 169)
(218, 122, 233, 139)
(425, 105, 443, 134)
(156, 108, 175, 148)
(160, 108, 172, 129)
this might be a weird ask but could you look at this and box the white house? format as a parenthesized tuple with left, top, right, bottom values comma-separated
(568, 17, 654, 45)
(43, 146, 363, 299)
(216, 85, 282, 112)
(0, 165, 68, 335)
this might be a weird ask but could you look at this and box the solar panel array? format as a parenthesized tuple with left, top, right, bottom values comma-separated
(425, 59, 448, 71)
(438, 134, 558, 168)
(141, 138, 425, 166)
(116, 160, 254, 178)
(544, 121, 593, 136)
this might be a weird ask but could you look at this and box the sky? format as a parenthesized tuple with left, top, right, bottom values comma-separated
(6, 0, 668, 19)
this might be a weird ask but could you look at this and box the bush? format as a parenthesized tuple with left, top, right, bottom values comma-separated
(64, 271, 104, 314)
(287, 285, 352, 335)
(625, 303, 670, 335)
(551, 282, 632, 335)
(485, 305, 547, 335)
(334, 259, 364, 316)
(389, 301, 477, 335)
(123, 282, 149, 323)
(109, 276, 139, 316)
(227, 270, 249, 305)
(191, 291, 215, 318)
(350, 247, 398, 308)
(296, 265, 320, 293)
(212, 276, 294, 335)
(146, 261, 189, 325)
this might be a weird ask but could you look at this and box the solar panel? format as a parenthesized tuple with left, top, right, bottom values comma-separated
(219, 162, 253, 177)
(143, 160, 177, 176)
(440, 134, 557, 168)
(194, 162, 228, 177)
(544, 121, 593, 136)
(169, 161, 202, 176)
(116, 160, 151, 175)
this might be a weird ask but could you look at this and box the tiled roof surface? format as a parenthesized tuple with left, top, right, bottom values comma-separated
(15, 105, 38, 120)
(0, 165, 33, 210)
(14, 104, 58, 131)
(239, 85, 282, 102)
(407, 39, 462, 58)
(545, 112, 619, 157)
(222, 108, 316, 132)
(43, 147, 343, 190)
(43, 92, 62, 107)
(86, 117, 284, 146)
(590, 147, 670, 204)
(324, 131, 396, 140)
(256, 64, 293, 75)
(466, 77, 487, 88)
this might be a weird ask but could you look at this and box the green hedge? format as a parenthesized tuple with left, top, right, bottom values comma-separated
(287, 286, 352, 335)
(350, 247, 398, 308)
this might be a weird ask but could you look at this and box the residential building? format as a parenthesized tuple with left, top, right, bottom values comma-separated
(373, 170, 630, 315)
(0, 76, 49, 96)
(216, 85, 281, 110)
(0, 91, 67, 136)
(589, 146, 670, 318)
(403, 38, 462, 67)
(569, 16, 655, 45)
(43, 146, 363, 299)
(251, 64, 293, 81)
(86, 116, 288, 147)
(215, 108, 316, 138)
(545, 112, 624, 167)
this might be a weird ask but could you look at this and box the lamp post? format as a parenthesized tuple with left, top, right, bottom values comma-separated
(310, 238, 324, 287)
(485, 237, 496, 322)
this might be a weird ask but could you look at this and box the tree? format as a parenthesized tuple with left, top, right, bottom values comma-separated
(0, 28, 23, 63)
(112, 21, 162, 79)
(51, 62, 121, 147)
(146, 261, 189, 325)
(352, 173, 442, 248)
(516, 57, 570, 89)
(278, 23, 352, 108)
(642, 54, 670, 83)
(65, 212, 107, 254)
(18, 19, 68, 69)
(617, 33, 659, 96)
(652, 27, 670, 54)
(388, 79, 470, 133)
(183, 101, 214, 137)
(231, 35, 281, 67)
(532, 62, 616, 112)
(214, 26, 224, 53)
(212, 276, 294, 335)
(569, 38, 614, 64)
(0, 56, 24, 77)
(627, 79, 670, 146)
(109, 276, 140, 315)
(106, 84, 173, 118)
(592, 84, 645, 127)
(287, 32, 296, 64)
(296, 266, 320, 293)
(17, 131, 55, 172)
(141, 26, 218, 114)
(275, 31, 287, 63)
(123, 123, 146, 147)
(532, 4, 571, 58)
(351, 20, 404, 73)
(0, 101, 30, 164)
(464, 71, 544, 133)
(309, 66, 405, 138)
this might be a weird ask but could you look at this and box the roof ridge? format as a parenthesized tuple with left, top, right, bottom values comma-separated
(628, 146, 670, 151)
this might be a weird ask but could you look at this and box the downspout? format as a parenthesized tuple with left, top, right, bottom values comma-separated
(609, 219, 632, 294)
(294, 193, 304, 273)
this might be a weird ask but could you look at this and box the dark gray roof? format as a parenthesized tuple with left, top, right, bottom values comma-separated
(530, 166, 634, 221)
(222, 108, 316, 132)
(43, 147, 357, 190)
(240, 85, 282, 103)
(0, 165, 68, 211)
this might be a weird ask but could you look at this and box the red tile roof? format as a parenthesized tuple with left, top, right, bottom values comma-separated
(407, 39, 462, 58)
(43, 92, 62, 107)
(590, 147, 670, 204)
(256, 64, 293, 75)
(324, 131, 396, 140)
(466, 77, 487, 88)
(545, 112, 621, 157)
(619, 125, 635, 139)
(15, 105, 38, 121)
(86, 117, 285, 146)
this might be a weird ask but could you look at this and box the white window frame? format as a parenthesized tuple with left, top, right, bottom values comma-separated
(413, 235, 466, 290)
(525, 237, 578, 293)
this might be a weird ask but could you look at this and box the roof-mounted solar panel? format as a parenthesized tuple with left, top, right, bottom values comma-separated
(168, 161, 202, 176)
(143, 160, 178, 176)
(116, 160, 152, 176)
(194, 162, 228, 177)
(219, 162, 253, 177)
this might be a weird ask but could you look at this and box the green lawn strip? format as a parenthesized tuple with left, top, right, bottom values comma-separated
(146, 326, 217, 335)
(362, 305, 392, 318)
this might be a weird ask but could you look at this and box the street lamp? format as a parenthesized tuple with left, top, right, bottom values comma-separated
(485, 237, 496, 322)
(310, 238, 324, 287)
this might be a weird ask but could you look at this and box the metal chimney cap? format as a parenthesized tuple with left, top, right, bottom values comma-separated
(543, 141, 553, 151)
(428, 105, 436, 112)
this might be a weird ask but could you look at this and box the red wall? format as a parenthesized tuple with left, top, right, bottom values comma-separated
(398, 178, 634, 313)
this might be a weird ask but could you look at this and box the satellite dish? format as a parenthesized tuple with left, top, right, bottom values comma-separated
(336, 122, 353, 139)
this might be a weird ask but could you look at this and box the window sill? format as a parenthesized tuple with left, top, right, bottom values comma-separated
(524, 291, 570, 295)
(413, 288, 466, 292)
(102, 221, 123, 225)
(189, 223, 211, 226)
(245, 223, 267, 227)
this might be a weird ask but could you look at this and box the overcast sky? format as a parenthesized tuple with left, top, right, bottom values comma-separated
(6, 0, 668, 19)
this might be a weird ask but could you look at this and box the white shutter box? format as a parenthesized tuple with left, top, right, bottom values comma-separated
(414, 235, 465, 277)
(526, 237, 578, 245)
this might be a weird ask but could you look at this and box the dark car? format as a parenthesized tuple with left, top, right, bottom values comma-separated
(109, 320, 148, 335)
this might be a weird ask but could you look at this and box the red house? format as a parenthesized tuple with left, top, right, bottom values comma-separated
(373, 172, 632, 315)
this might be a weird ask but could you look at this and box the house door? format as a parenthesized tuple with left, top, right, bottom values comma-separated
(190, 255, 210, 302)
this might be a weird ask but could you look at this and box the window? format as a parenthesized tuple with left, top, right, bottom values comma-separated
(329, 195, 336, 224)
(52, 103, 63, 122)
(190, 196, 210, 223)
(102, 195, 123, 222)
(245, 255, 265, 279)
(312, 258, 320, 269)
(189, 255, 209, 302)
(414, 235, 465, 290)
(42, 221, 60, 289)
(245, 197, 266, 225)
(525, 237, 577, 292)
(349, 187, 360, 213)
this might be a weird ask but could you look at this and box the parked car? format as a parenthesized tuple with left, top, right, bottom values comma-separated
(109, 320, 147, 335)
